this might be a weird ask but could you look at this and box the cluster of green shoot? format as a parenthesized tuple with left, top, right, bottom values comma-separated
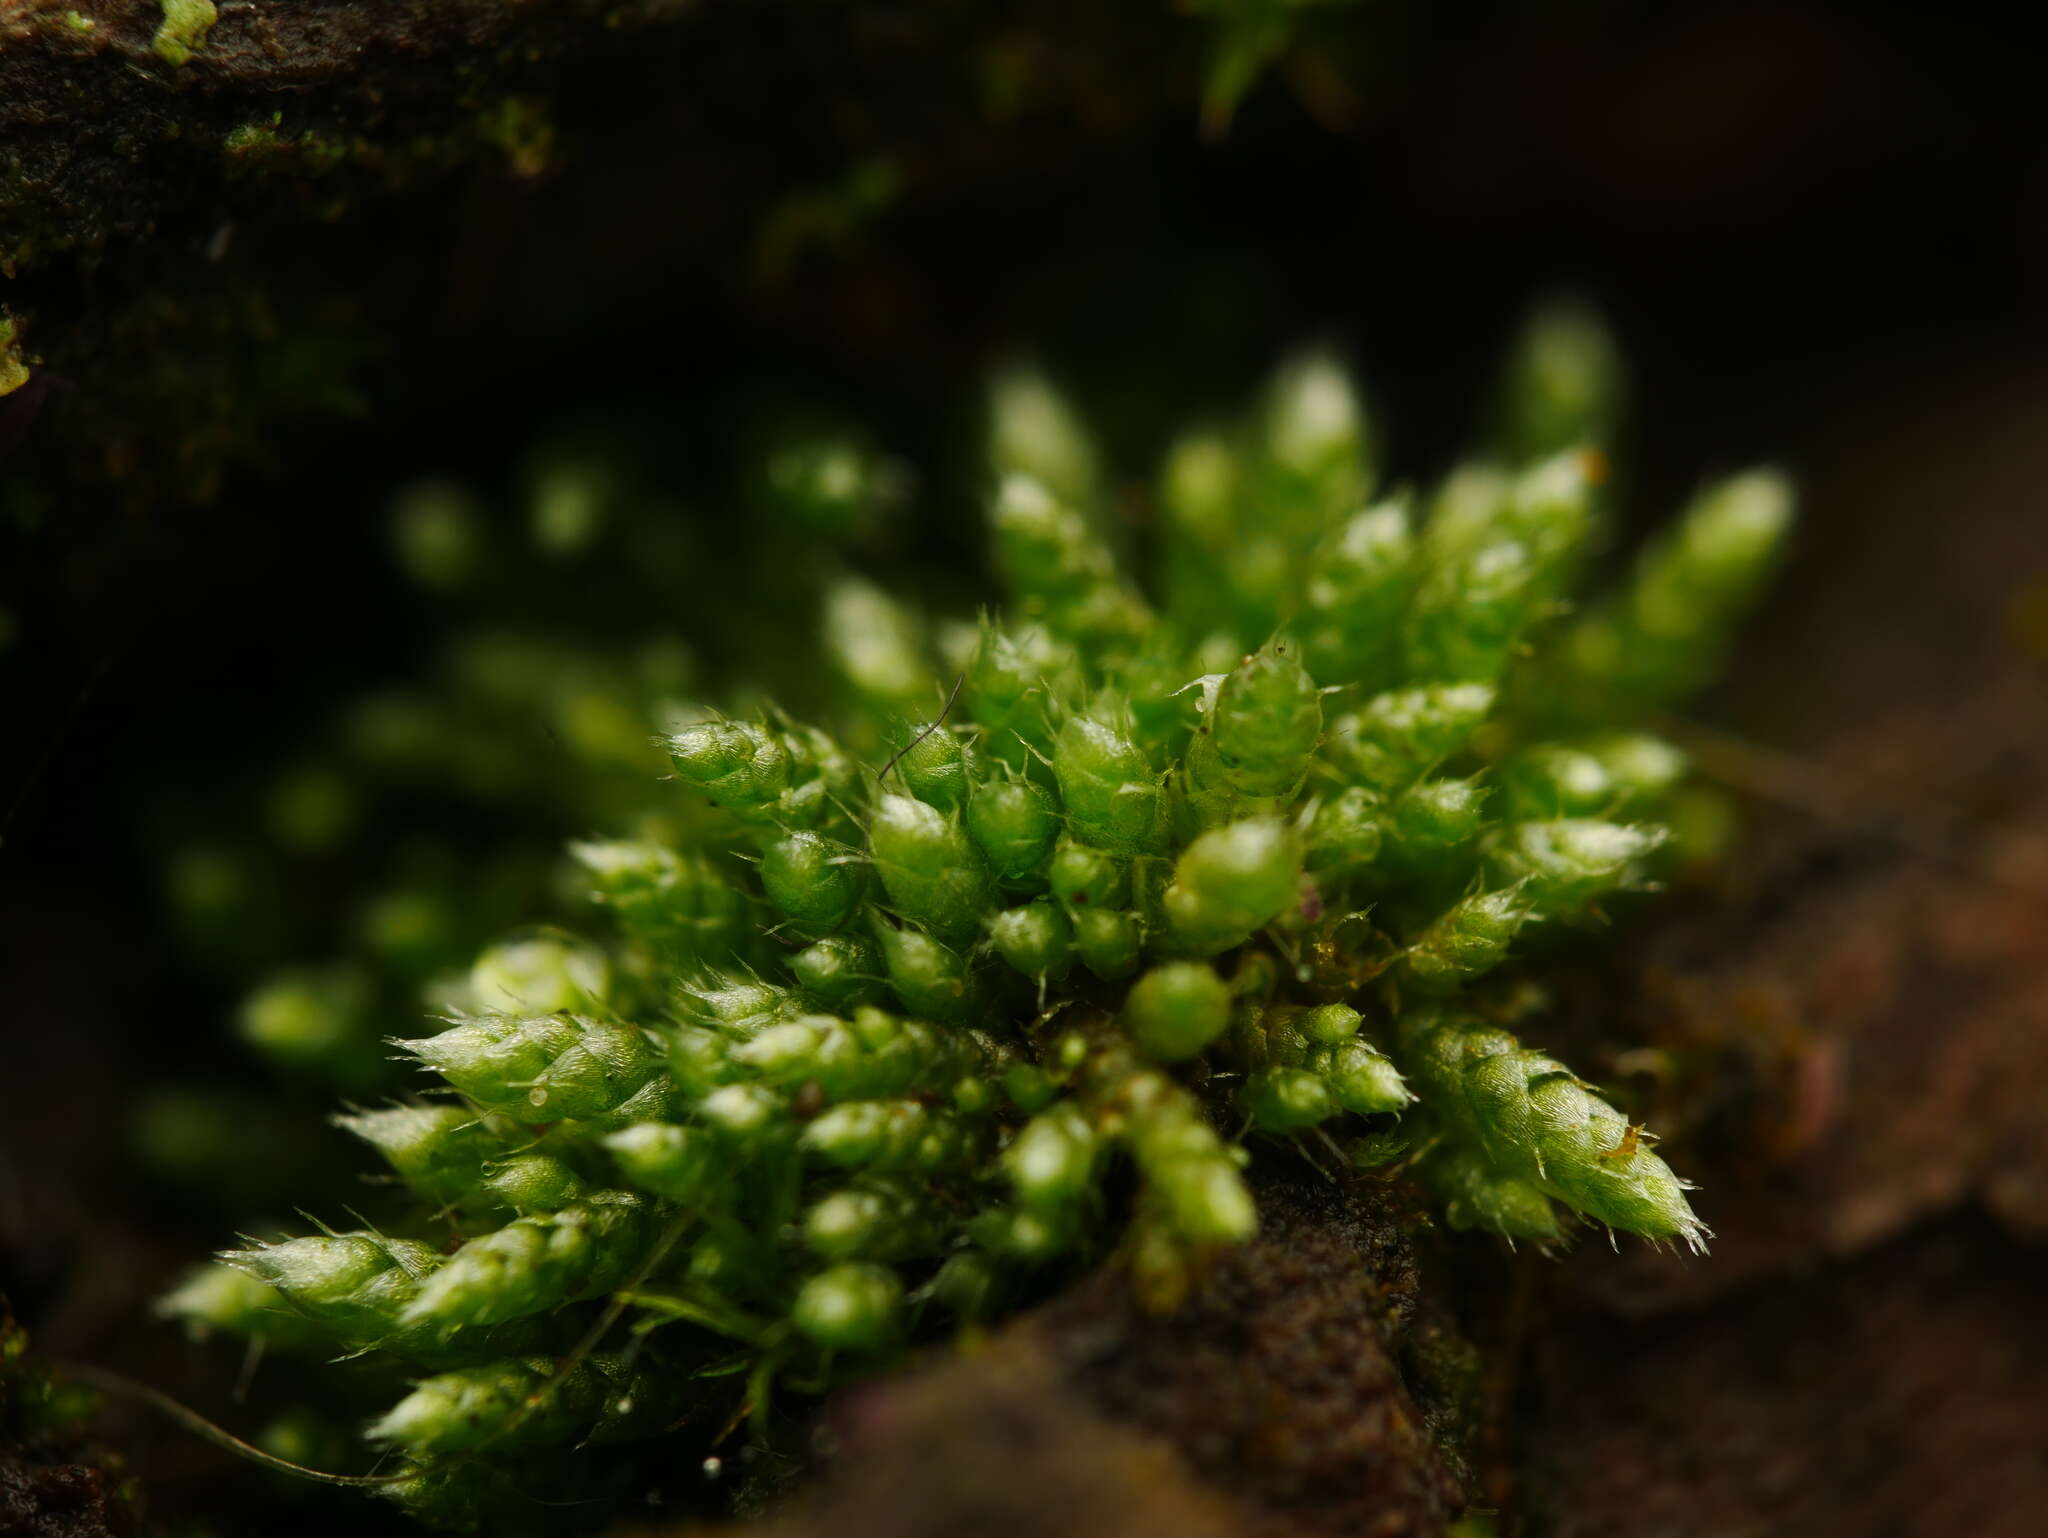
(142, 426, 906, 1219)
(159, 308, 1791, 1530)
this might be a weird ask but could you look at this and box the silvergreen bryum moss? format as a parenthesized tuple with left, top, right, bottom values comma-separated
(163, 306, 1790, 1530)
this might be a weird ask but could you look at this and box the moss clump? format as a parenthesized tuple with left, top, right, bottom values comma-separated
(163, 310, 1789, 1529)
(223, 117, 352, 175)
(0, 313, 27, 397)
(477, 96, 557, 179)
(152, 0, 217, 67)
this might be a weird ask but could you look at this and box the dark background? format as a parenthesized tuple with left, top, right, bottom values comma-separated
(3, 2, 2045, 1532)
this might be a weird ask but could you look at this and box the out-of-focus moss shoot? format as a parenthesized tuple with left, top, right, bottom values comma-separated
(764, 431, 901, 539)
(528, 453, 612, 557)
(1124, 961, 1233, 1062)
(390, 480, 483, 589)
(990, 473, 1149, 647)
(793, 1262, 903, 1352)
(1302, 498, 1412, 691)
(822, 576, 933, 711)
(1491, 297, 1625, 464)
(603, 1122, 719, 1205)
(468, 931, 609, 1014)
(266, 764, 357, 853)
(238, 967, 381, 1089)
(1544, 469, 1794, 721)
(1074, 906, 1143, 980)
(988, 364, 1099, 512)
(156, 1264, 328, 1353)
(1004, 1101, 1100, 1211)
(1331, 684, 1494, 791)
(1486, 818, 1665, 917)
(1243, 1066, 1337, 1130)
(1257, 347, 1371, 526)
(359, 888, 458, 977)
(573, 840, 750, 960)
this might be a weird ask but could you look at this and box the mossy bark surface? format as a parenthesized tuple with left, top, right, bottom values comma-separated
(0, 0, 1203, 498)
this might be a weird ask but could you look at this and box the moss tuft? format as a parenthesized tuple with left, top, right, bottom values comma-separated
(152, 0, 217, 67)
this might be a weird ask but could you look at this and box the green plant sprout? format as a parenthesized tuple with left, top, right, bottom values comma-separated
(160, 306, 1790, 1530)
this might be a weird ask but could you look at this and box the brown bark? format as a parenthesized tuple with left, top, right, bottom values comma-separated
(731, 1177, 1471, 1538)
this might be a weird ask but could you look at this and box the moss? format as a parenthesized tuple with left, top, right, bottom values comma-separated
(152, 0, 217, 67)
(0, 313, 28, 398)
(143, 319, 1788, 1528)
(0, 0, 1282, 498)
(224, 117, 352, 175)
(0, 1305, 142, 1536)
(754, 157, 904, 286)
(478, 96, 556, 179)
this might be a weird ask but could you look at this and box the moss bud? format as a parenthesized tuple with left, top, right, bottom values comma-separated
(1124, 962, 1233, 1062)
